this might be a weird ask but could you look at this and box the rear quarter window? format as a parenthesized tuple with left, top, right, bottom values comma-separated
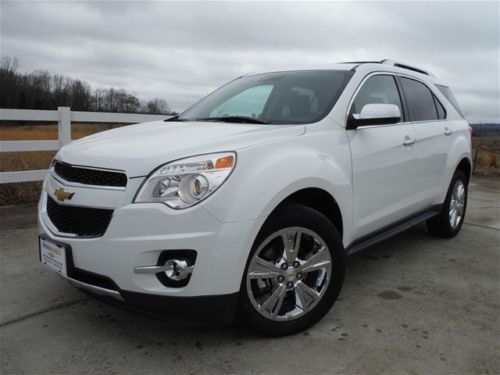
(436, 85, 465, 117)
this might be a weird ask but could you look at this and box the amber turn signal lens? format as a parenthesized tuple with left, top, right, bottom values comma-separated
(215, 155, 235, 169)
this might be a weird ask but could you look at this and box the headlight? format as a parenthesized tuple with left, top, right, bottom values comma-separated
(134, 152, 236, 209)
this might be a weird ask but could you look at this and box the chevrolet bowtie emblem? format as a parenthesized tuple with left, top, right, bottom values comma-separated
(54, 187, 75, 202)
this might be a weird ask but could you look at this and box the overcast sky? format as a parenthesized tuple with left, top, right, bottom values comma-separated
(1, 1, 499, 122)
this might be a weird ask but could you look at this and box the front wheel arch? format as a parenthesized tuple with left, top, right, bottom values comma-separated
(269, 187, 344, 240)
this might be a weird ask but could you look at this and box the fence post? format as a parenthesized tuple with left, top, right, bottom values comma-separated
(58, 107, 71, 146)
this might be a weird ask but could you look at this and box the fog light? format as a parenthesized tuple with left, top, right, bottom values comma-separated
(134, 256, 196, 287)
(164, 259, 193, 281)
(146, 249, 197, 288)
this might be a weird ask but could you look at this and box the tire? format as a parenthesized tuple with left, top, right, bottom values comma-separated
(426, 170, 468, 238)
(237, 203, 345, 337)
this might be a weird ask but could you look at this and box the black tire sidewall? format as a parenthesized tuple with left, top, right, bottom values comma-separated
(428, 170, 468, 237)
(445, 170, 468, 234)
(237, 203, 345, 337)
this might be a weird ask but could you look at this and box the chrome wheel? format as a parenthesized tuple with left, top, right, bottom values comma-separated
(449, 179, 465, 229)
(246, 227, 332, 321)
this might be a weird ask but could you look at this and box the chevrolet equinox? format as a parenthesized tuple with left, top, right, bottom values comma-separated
(38, 59, 472, 336)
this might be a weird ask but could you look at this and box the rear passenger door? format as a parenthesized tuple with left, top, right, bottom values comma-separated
(348, 74, 418, 240)
(399, 76, 450, 209)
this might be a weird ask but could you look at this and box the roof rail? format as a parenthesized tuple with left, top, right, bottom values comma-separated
(336, 60, 435, 77)
(380, 59, 435, 77)
(337, 61, 382, 64)
(336, 61, 386, 72)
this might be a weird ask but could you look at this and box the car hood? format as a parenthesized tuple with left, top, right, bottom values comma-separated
(57, 121, 305, 177)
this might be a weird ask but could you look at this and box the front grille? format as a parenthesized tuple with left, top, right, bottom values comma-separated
(54, 161, 127, 187)
(46, 196, 113, 237)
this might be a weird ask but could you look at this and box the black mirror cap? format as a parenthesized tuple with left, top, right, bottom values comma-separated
(347, 114, 400, 130)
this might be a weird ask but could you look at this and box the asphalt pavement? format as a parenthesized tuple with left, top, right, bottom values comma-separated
(1, 177, 499, 375)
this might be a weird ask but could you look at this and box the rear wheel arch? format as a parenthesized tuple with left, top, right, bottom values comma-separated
(456, 157, 472, 184)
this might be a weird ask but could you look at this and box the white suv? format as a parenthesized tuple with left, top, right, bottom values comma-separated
(38, 60, 471, 336)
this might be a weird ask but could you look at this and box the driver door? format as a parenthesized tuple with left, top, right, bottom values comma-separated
(347, 74, 418, 240)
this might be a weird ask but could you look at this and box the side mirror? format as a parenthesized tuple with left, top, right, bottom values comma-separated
(347, 103, 401, 129)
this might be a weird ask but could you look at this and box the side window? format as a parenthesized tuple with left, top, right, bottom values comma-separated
(433, 95, 446, 120)
(351, 75, 403, 121)
(400, 77, 438, 121)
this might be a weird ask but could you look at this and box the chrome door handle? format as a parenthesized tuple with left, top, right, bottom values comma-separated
(403, 135, 416, 146)
(444, 127, 452, 136)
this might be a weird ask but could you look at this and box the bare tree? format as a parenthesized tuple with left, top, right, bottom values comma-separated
(142, 98, 170, 114)
(0, 56, 174, 114)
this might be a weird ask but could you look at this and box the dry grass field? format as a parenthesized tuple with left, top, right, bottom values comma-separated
(472, 134, 500, 173)
(1, 123, 499, 205)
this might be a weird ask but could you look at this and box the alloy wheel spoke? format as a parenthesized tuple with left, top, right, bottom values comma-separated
(260, 284, 286, 315)
(295, 282, 320, 311)
(450, 209, 457, 228)
(271, 286, 287, 317)
(458, 194, 465, 205)
(457, 184, 465, 199)
(249, 257, 282, 279)
(281, 230, 302, 264)
(300, 246, 331, 273)
(457, 203, 464, 215)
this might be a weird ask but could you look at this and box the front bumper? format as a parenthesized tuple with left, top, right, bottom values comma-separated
(39, 234, 239, 325)
(38, 174, 263, 324)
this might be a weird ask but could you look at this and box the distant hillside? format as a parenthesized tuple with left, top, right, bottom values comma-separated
(0, 56, 176, 115)
(470, 122, 500, 131)
(470, 122, 500, 135)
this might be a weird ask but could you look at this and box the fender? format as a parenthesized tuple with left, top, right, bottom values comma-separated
(203, 126, 354, 244)
(437, 126, 472, 203)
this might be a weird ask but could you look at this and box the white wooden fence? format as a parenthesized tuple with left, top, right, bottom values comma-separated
(0, 107, 169, 184)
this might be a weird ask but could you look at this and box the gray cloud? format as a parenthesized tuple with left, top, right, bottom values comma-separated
(1, 1, 499, 121)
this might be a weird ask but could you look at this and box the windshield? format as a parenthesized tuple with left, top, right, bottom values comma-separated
(177, 70, 354, 124)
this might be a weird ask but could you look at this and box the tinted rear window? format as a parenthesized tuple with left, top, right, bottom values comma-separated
(433, 95, 446, 120)
(436, 85, 464, 117)
(400, 78, 438, 121)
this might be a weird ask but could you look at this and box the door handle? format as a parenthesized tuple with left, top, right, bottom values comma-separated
(403, 135, 416, 146)
(444, 127, 452, 136)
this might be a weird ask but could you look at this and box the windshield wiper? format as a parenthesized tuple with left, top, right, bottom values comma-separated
(193, 116, 269, 124)
(164, 115, 189, 122)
